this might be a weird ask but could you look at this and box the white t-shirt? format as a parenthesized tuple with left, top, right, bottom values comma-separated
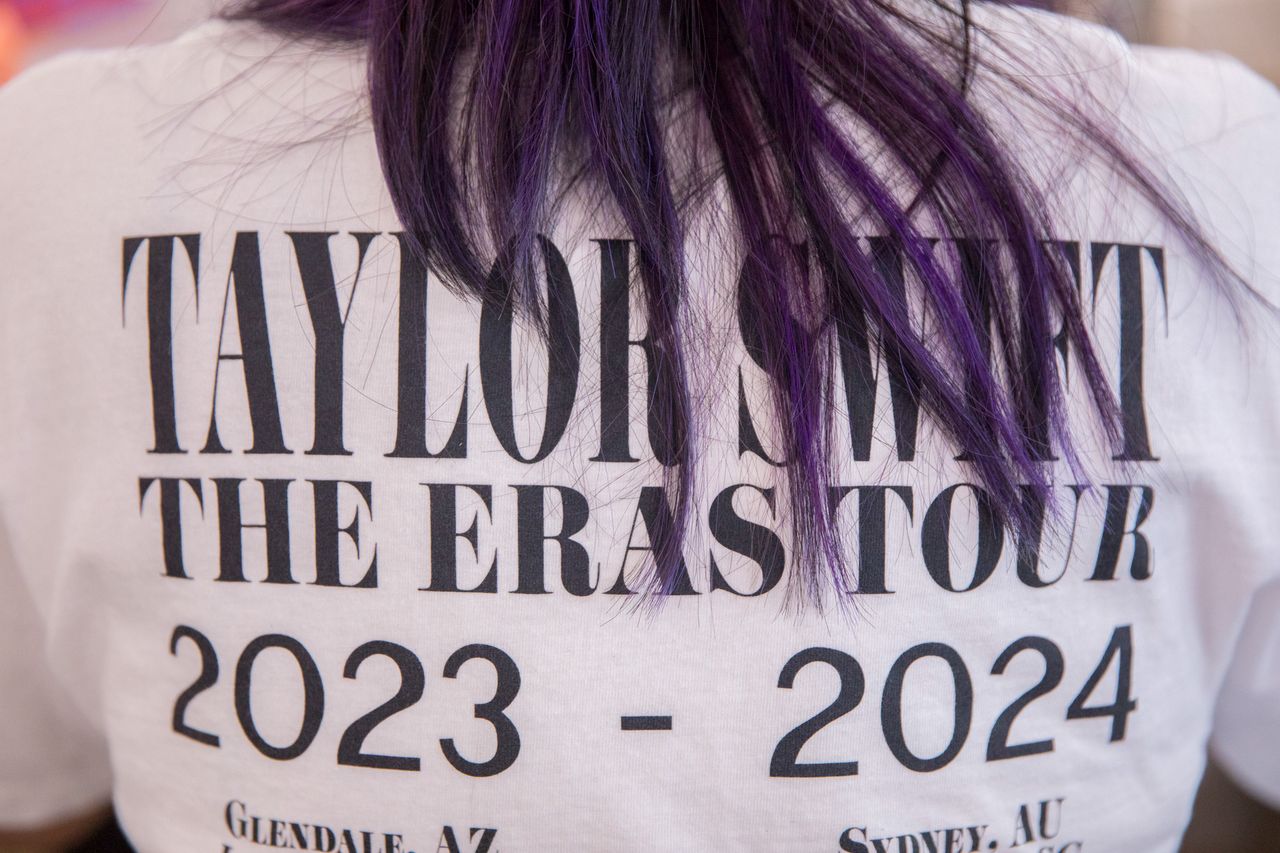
(1, 5, 1279, 852)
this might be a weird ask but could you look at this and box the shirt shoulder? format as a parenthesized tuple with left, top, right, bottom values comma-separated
(0, 21, 227, 216)
(974, 4, 1280, 282)
(0, 17, 372, 263)
(0, 19, 237, 139)
(1125, 44, 1280, 148)
(0, 18, 361, 187)
(1127, 45, 1280, 271)
(978, 3, 1279, 122)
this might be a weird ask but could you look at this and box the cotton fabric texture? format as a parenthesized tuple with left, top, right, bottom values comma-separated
(1, 4, 1279, 851)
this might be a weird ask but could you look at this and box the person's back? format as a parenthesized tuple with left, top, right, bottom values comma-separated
(1, 3, 1279, 850)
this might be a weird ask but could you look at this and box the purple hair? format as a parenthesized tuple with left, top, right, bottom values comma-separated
(224, 0, 1243, 605)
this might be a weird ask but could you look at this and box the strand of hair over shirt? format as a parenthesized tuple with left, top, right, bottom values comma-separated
(225, 0, 1248, 609)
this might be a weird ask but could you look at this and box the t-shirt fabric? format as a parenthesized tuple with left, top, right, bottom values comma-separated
(1, 4, 1279, 852)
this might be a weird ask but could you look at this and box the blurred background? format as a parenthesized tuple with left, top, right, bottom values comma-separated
(0, 0, 1278, 85)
